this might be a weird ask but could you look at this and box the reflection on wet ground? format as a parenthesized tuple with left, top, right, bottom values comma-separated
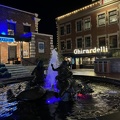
(72, 69, 120, 80)
(0, 79, 120, 120)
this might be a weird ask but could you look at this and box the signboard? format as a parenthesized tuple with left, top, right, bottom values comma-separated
(0, 36, 15, 42)
(38, 42, 44, 53)
(74, 46, 108, 54)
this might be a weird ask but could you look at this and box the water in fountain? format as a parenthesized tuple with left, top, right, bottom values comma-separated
(44, 49, 60, 92)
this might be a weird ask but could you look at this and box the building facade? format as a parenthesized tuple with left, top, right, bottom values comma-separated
(0, 4, 53, 65)
(56, 0, 120, 69)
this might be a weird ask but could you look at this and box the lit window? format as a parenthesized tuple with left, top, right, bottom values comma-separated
(109, 10, 117, 24)
(84, 18, 91, 30)
(23, 42, 29, 58)
(102, 0, 113, 4)
(98, 13, 106, 26)
(8, 22, 16, 35)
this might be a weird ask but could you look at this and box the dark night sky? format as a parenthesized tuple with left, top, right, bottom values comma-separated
(0, 0, 92, 46)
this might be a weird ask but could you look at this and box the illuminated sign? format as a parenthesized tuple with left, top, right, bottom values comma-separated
(0, 36, 15, 42)
(74, 46, 108, 54)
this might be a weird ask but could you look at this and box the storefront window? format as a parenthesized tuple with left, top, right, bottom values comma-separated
(76, 58, 79, 65)
(82, 57, 94, 65)
(83, 57, 89, 65)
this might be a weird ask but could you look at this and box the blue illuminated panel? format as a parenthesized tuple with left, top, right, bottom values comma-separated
(0, 37, 15, 42)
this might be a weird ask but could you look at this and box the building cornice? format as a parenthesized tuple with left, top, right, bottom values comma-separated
(56, 0, 119, 22)
(32, 32, 53, 37)
(56, 1, 100, 21)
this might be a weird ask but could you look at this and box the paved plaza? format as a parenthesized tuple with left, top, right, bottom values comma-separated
(72, 68, 120, 80)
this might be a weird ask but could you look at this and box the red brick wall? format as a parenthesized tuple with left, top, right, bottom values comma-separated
(35, 35, 51, 61)
(58, 1, 119, 53)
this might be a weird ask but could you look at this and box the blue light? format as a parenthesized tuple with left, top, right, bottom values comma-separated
(1, 32, 6, 35)
(0, 37, 15, 42)
(46, 96, 61, 104)
(21, 32, 32, 38)
(0, 20, 8, 35)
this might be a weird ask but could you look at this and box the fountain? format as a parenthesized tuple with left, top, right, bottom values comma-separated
(44, 48, 60, 92)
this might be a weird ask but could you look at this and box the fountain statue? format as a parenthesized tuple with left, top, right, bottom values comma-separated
(44, 48, 76, 100)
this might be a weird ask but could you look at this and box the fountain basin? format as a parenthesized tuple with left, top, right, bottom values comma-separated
(0, 74, 120, 120)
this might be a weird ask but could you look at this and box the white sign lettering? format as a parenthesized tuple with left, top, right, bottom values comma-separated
(74, 46, 108, 54)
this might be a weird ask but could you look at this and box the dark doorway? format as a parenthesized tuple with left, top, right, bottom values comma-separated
(8, 46, 17, 63)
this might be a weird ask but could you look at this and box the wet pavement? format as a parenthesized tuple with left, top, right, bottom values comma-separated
(72, 68, 120, 80)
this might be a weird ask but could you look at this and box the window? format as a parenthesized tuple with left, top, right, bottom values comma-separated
(38, 42, 44, 53)
(98, 37, 106, 47)
(23, 26, 31, 33)
(98, 13, 106, 26)
(109, 35, 117, 48)
(23, 42, 29, 58)
(60, 26, 64, 35)
(66, 40, 71, 49)
(102, 0, 113, 4)
(109, 10, 117, 24)
(84, 18, 91, 30)
(60, 41, 65, 50)
(76, 38, 82, 48)
(66, 24, 71, 34)
(8, 22, 16, 35)
(84, 36, 91, 48)
(76, 20, 82, 32)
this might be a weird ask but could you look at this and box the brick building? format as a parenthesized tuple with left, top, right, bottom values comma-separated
(56, 0, 120, 69)
(0, 4, 53, 65)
